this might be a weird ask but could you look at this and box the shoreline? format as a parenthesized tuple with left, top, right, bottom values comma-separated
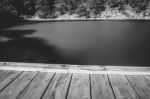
(22, 14, 150, 21)
(24, 17, 150, 21)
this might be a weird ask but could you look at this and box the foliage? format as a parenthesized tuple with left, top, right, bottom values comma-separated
(1, 0, 150, 19)
(76, 3, 90, 18)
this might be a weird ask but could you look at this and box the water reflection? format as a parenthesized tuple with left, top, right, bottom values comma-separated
(1, 21, 150, 66)
(0, 29, 67, 64)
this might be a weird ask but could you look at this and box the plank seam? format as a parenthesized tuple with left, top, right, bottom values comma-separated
(66, 74, 73, 99)
(125, 75, 141, 99)
(16, 72, 39, 99)
(107, 75, 117, 99)
(40, 73, 56, 99)
(143, 75, 150, 86)
(0, 71, 23, 92)
(0, 71, 9, 78)
(89, 74, 92, 99)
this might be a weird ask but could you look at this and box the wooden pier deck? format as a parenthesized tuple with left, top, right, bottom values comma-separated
(0, 62, 150, 99)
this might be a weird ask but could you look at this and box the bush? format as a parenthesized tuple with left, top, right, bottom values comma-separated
(76, 3, 90, 18)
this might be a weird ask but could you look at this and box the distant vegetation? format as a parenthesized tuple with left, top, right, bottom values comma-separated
(1, 0, 150, 20)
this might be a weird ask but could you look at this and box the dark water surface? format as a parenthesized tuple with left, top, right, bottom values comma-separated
(1, 21, 150, 66)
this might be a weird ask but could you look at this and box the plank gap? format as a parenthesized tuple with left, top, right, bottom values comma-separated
(16, 72, 39, 99)
(107, 75, 117, 99)
(0, 71, 38, 99)
(125, 75, 141, 99)
(66, 74, 73, 99)
(89, 74, 92, 99)
(41, 73, 72, 99)
(16, 72, 55, 99)
(40, 73, 56, 99)
(0, 71, 23, 92)
(125, 75, 142, 99)
(0, 70, 9, 77)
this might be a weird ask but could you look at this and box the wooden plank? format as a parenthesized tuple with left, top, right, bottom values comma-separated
(0, 71, 22, 91)
(105, 66, 150, 72)
(0, 62, 104, 70)
(109, 75, 139, 99)
(91, 74, 115, 99)
(67, 74, 90, 99)
(0, 71, 37, 99)
(0, 70, 8, 77)
(42, 73, 72, 99)
(0, 62, 150, 75)
(17, 72, 54, 99)
(144, 75, 150, 83)
(0, 64, 69, 74)
(126, 75, 150, 99)
(0, 62, 67, 68)
(103, 66, 150, 75)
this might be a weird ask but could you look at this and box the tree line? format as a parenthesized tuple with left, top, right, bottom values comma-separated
(0, 0, 150, 19)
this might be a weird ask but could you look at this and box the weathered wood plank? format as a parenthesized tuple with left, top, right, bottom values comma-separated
(0, 71, 37, 99)
(0, 64, 69, 74)
(0, 71, 22, 91)
(109, 75, 139, 99)
(1, 62, 150, 75)
(0, 70, 8, 77)
(105, 66, 150, 71)
(0, 62, 66, 68)
(104, 66, 150, 75)
(17, 72, 54, 99)
(67, 74, 90, 99)
(42, 73, 72, 99)
(91, 74, 115, 99)
(126, 75, 150, 99)
(144, 75, 150, 84)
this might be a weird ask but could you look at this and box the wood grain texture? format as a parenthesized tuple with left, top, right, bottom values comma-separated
(126, 75, 150, 99)
(17, 72, 54, 99)
(42, 73, 72, 99)
(67, 74, 90, 99)
(1, 62, 150, 75)
(0, 71, 22, 91)
(109, 75, 139, 99)
(0, 71, 37, 99)
(91, 74, 115, 99)
(0, 70, 8, 77)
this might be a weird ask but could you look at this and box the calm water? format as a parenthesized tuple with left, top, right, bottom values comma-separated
(0, 21, 150, 66)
